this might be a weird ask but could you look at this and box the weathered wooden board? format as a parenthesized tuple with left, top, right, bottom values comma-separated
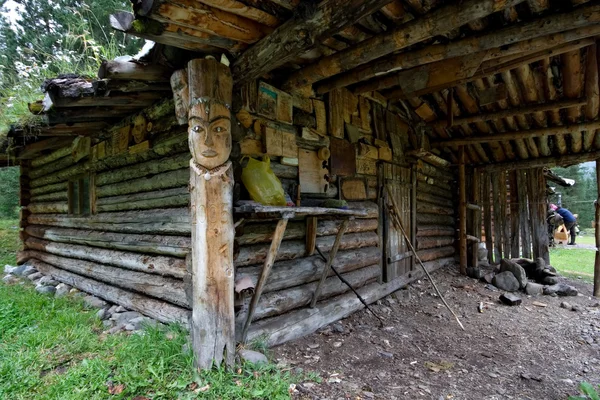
(299, 149, 329, 193)
(329, 137, 356, 177)
(341, 178, 368, 200)
(313, 99, 327, 135)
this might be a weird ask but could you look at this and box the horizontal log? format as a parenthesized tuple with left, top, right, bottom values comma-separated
(28, 202, 69, 214)
(96, 152, 190, 186)
(30, 259, 189, 325)
(416, 201, 454, 216)
(98, 194, 189, 212)
(246, 256, 455, 346)
(96, 169, 190, 198)
(30, 155, 75, 180)
(98, 187, 188, 206)
(236, 246, 381, 293)
(235, 231, 379, 267)
(25, 237, 186, 279)
(30, 191, 68, 203)
(30, 182, 68, 197)
(21, 251, 188, 307)
(417, 225, 456, 237)
(415, 160, 454, 181)
(252, 264, 380, 321)
(429, 98, 587, 128)
(417, 213, 455, 226)
(238, 218, 378, 245)
(433, 120, 600, 148)
(31, 146, 72, 168)
(417, 236, 455, 250)
(28, 208, 190, 235)
(418, 181, 453, 200)
(29, 131, 188, 188)
(417, 246, 455, 262)
(270, 162, 298, 179)
(415, 191, 453, 208)
(26, 225, 190, 257)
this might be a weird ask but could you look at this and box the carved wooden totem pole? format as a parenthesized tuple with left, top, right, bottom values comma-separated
(173, 58, 235, 368)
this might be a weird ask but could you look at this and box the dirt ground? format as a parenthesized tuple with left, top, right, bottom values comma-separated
(273, 265, 600, 400)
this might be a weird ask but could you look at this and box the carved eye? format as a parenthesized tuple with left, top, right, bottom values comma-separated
(192, 125, 202, 132)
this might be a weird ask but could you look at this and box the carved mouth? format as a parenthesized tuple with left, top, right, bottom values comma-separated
(202, 149, 218, 157)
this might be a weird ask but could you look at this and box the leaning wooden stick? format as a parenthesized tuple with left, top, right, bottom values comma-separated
(385, 185, 465, 331)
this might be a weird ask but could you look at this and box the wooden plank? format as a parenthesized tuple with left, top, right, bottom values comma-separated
(483, 173, 493, 263)
(299, 149, 329, 193)
(329, 137, 356, 176)
(305, 217, 318, 256)
(328, 89, 345, 138)
(458, 147, 467, 274)
(341, 178, 368, 200)
(313, 99, 327, 135)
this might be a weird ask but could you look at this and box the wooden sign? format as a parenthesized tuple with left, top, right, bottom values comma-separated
(329, 137, 356, 177)
(240, 138, 264, 156)
(341, 178, 368, 200)
(257, 81, 293, 124)
(282, 132, 298, 158)
(356, 157, 377, 175)
(293, 95, 313, 113)
(265, 127, 298, 158)
(111, 125, 130, 155)
(313, 99, 327, 135)
(299, 149, 328, 193)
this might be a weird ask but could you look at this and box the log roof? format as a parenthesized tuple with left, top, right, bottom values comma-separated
(5, 0, 600, 169)
(109, 0, 600, 169)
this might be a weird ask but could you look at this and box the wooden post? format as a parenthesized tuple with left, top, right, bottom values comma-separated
(483, 172, 493, 264)
(459, 146, 467, 274)
(187, 58, 235, 369)
(594, 159, 600, 297)
(471, 168, 480, 268)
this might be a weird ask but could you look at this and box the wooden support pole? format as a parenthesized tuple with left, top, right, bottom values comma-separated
(458, 146, 467, 274)
(305, 217, 318, 256)
(242, 217, 289, 341)
(471, 168, 480, 268)
(595, 159, 600, 297)
(311, 218, 351, 307)
(483, 173, 494, 264)
(187, 58, 235, 369)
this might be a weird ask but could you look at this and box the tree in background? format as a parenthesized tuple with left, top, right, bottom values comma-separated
(0, 166, 19, 219)
(551, 164, 597, 229)
(0, 0, 143, 132)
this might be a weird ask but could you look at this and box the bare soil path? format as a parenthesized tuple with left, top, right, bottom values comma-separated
(274, 266, 600, 400)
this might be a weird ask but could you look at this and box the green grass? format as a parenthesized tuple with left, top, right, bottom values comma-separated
(0, 219, 20, 266)
(0, 219, 300, 399)
(550, 247, 595, 283)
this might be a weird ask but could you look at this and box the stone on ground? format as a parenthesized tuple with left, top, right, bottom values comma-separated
(54, 283, 71, 297)
(560, 302, 571, 310)
(492, 271, 520, 292)
(500, 259, 528, 288)
(2, 274, 19, 284)
(115, 305, 127, 313)
(96, 308, 110, 321)
(542, 276, 559, 285)
(544, 283, 578, 297)
(83, 295, 107, 309)
(3, 264, 16, 274)
(524, 282, 544, 296)
(467, 267, 484, 280)
(27, 272, 43, 281)
(36, 285, 56, 295)
(500, 293, 522, 306)
(238, 349, 268, 365)
(12, 265, 36, 277)
(111, 311, 143, 326)
(38, 276, 59, 286)
(482, 272, 494, 284)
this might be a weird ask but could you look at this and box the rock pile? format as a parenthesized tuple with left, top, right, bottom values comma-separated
(468, 257, 579, 300)
(3, 263, 159, 334)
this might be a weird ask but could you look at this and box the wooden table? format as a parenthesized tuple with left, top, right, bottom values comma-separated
(235, 204, 367, 342)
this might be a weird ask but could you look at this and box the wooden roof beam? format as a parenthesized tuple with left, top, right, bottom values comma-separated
(432, 120, 600, 148)
(314, 5, 600, 94)
(430, 85, 586, 130)
(280, 0, 525, 91)
(381, 38, 594, 100)
(483, 149, 600, 172)
(231, 0, 395, 85)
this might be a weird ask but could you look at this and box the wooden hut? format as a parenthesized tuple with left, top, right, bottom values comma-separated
(3, 0, 600, 368)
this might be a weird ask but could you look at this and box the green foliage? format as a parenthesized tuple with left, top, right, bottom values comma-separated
(551, 164, 597, 229)
(569, 381, 600, 400)
(0, 281, 299, 399)
(0, 219, 19, 265)
(0, 166, 19, 219)
(0, 0, 143, 133)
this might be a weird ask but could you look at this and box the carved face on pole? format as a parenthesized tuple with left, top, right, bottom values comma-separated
(188, 100, 232, 170)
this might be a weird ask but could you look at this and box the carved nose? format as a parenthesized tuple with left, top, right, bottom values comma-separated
(204, 130, 214, 146)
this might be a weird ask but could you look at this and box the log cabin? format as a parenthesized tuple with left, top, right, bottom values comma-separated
(3, 0, 600, 368)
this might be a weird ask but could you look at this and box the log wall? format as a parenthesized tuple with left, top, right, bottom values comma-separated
(20, 101, 192, 325)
